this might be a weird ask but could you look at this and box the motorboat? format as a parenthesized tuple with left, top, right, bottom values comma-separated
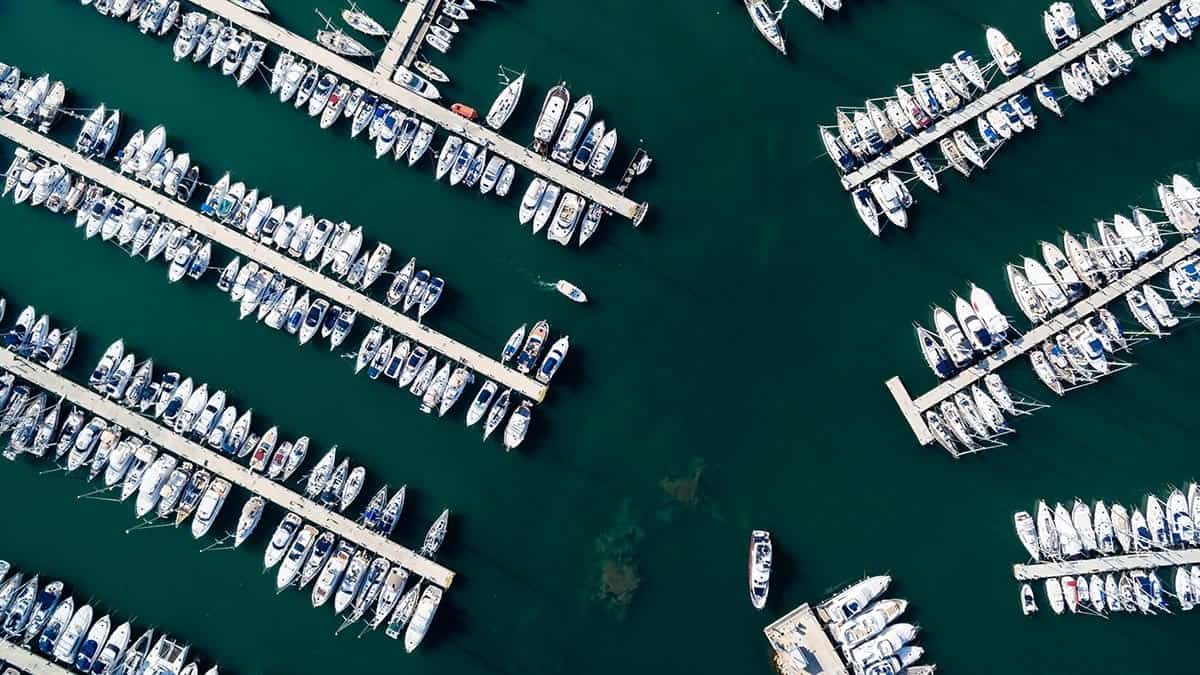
(391, 66, 440, 99)
(932, 305, 972, 366)
(986, 27, 1023, 76)
(532, 83, 570, 155)
(953, 295, 992, 351)
(969, 284, 1009, 339)
(747, 530, 772, 610)
(503, 402, 532, 451)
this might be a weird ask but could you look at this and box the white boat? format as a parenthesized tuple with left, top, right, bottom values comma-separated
(342, 5, 386, 36)
(391, 65, 440, 100)
(986, 27, 1023, 76)
(821, 575, 893, 626)
(317, 28, 372, 58)
(503, 401, 532, 451)
(744, 0, 787, 54)
(748, 530, 772, 609)
(532, 83, 570, 154)
(486, 73, 524, 130)
(403, 585, 443, 652)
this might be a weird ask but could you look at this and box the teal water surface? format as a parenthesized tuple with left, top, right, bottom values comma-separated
(1, 1, 1200, 674)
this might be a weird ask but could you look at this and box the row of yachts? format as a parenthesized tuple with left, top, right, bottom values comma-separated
(822, 48, 993, 173)
(0, 65, 67, 134)
(9, 115, 544, 442)
(1013, 486, 1200, 562)
(80, 336, 443, 531)
(913, 176, 1200, 382)
(259, 509, 448, 651)
(1026, 565, 1198, 616)
(812, 576, 935, 675)
(0, 560, 212, 675)
(0, 340, 452, 649)
(921, 374, 1023, 455)
(0, 304, 76, 377)
(117, 1, 629, 248)
(1013, 484, 1200, 617)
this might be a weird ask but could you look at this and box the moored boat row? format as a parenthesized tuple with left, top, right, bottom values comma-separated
(0, 558, 219, 675)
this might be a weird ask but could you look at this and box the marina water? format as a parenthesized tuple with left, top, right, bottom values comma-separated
(1, 0, 1200, 673)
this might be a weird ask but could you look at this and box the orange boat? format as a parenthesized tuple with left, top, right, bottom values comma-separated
(450, 103, 478, 120)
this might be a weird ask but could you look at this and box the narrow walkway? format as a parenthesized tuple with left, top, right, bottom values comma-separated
(887, 235, 1200, 445)
(189, 0, 649, 224)
(374, 0, 435, 77)
(839, 0, 1175, 190)
(0, 116, 547, 402)
(1014, 548, 1200, 581)
(399, 0, 444, 69)
(0, 640, 74, 675)
(0, 348, 456, 588)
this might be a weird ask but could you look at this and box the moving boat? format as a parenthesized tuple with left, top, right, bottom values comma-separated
(748, 530, 772, 609)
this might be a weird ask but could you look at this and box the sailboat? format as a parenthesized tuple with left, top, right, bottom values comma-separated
(743, 0, 787, 55)
(486, 73, 525, 130)
(316, 11, 373, 57)
(342, 3, 387, 36)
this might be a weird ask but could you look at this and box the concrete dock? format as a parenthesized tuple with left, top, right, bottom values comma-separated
(887, 234, 1200, 447)
(0, 116, 548, 403)
(838, 0, 1175, 191)
(0, 640, 73, 675)
(1014, 548, 1200, 581)
(188, 0, 649, 225)
(373, 0, 438, 76)
(0, 347, 456, 589)
(763, 604, 851, 675)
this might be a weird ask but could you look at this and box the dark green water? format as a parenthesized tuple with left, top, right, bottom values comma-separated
(1, 1, 1199, 673)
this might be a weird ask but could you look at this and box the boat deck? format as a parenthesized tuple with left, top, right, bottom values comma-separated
(763, 604, 851, 675)
(374, 0, 438, 76)
(0, 116, 548, 403)
(838, 0, 1174, 191)
(1014, 548, 1200, 581)
(887, 235, 1200, 447)
(189, 0, 649, 225)
(0, 348, 457, 589)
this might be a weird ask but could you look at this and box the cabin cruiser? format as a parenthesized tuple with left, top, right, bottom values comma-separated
(391, 66, 440, 100)
(747, 530, 772, 609)
(532, 84, 570, 155)
(986, 27, 1023, 76)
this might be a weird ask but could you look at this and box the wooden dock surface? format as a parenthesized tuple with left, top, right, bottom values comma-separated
(374, 0, 435, 76)
(1014, 547, 1200, 580)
